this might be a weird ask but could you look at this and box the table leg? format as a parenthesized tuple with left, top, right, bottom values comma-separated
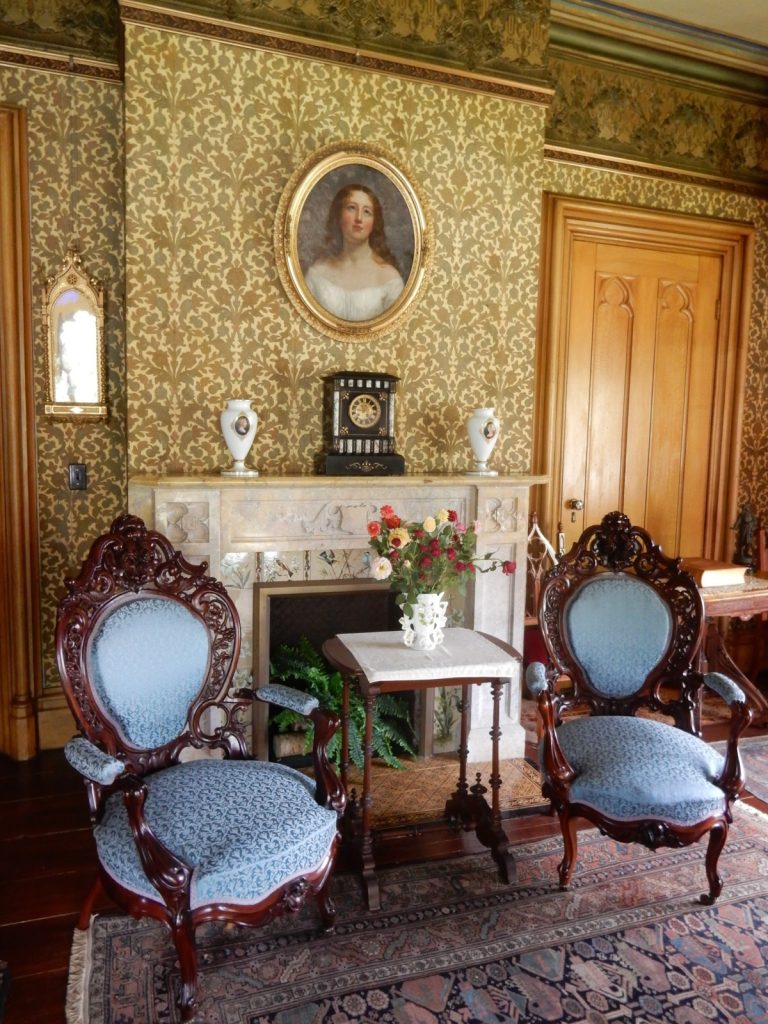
(361, 690, 380, 911)
(474, 679, 516, 884)
(444, 680, 516, 886)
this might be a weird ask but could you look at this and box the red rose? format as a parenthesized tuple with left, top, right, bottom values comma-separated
(448, 510, 458, 522)
(447, 549, 457, 561)
(455, 561, 465, 572)
(384, 515, 401, 529)
(502, 560, 516, 575)
(420, 555, 433, 568)
(391, 537, 402, 548)
(390, 549, 401, 560)
(380, 504, 395, 517)
(413, 528, 424, 540)
(367, 522, 381, 538)
(466, 562, 476, 573)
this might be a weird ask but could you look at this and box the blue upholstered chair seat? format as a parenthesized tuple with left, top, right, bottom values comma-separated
(95, 759, 338, 908)
(549, 716, 727, 825)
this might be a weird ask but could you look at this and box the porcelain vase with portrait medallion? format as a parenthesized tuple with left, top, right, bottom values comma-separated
(466, 406, 500, 476)
(220, 399, 259, 477)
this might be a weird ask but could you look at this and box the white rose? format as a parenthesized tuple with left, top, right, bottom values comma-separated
(371, 556, 393, 581)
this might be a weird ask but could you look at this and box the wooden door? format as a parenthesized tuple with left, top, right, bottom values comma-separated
(0, 107, 40, 759)
(535, 196, 754, 561)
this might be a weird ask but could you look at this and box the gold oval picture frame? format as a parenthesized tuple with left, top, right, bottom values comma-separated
(275, 143, 430, 341)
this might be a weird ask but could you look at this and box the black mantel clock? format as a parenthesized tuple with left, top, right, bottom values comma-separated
(316, 371, 405, 475)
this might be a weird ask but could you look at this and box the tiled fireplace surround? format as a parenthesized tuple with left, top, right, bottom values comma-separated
(129, 474, 545, 761)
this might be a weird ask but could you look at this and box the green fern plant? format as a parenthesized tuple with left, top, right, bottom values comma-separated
(269, 635, 416, 770)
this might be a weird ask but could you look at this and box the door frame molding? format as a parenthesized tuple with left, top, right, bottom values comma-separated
(0, 106, 41, 759)
(534, 194, 754, 560)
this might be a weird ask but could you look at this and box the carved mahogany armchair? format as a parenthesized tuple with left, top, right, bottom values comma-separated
(526, 511, 752, 905)
(56, 514, 345, 1021)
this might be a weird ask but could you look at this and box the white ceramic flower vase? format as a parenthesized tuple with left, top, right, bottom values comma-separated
(220, 399, 259, 477)
(400, 592, 448, 651)
(466, 406, 500, 476)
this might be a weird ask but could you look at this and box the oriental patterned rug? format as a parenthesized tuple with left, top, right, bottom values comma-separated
(344, 755, 544, 828)
(67, 806, 768, 1024)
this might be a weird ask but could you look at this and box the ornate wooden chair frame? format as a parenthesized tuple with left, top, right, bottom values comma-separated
(526, 511, 752, 904)
(56, 514, 346, 1020)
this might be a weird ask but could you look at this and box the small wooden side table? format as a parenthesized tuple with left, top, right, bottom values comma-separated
(699, 576, 768, 726)
(322, 627, 522, 911)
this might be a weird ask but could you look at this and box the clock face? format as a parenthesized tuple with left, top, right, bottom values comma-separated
(348, 393, 382, 429)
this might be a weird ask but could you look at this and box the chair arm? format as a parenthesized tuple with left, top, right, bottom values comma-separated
(116, 774, 194, 911)
(536, 690, 576, 797)
(526, 661, 550, 698)
(254, 683, 320, 717)
(703, 672, 753, 798)
(703, 671, 747, 707)
(309, 707, 346, 814)
(65, 736, 125, 786)
(527, 665, 576, 805)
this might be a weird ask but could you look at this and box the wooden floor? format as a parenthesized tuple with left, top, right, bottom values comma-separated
(2, 721, 766, 1024)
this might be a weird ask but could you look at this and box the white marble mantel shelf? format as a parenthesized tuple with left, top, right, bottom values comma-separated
(128, 472, 547, 762)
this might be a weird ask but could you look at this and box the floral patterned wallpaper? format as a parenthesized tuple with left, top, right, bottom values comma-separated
(0, 66, 126, 695)
(2, 2, 767, 739)
(124, 24, 546, 480)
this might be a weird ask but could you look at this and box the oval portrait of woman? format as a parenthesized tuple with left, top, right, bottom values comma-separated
(276, 144, 430, 341)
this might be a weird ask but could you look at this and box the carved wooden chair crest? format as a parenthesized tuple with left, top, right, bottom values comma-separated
(526, 511, 752, 904)
(56, 514, 346, 1021)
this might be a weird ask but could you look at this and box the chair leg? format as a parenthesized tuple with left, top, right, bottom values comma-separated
(558, 810, 579, 890)
(316, 878, 337, 932)
(77, 876, 103, 930)
(170, 913, 199, 1022)
(701, 821, 727, 905)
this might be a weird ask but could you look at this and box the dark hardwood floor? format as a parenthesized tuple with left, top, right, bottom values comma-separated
(1, 719, 766, 1024)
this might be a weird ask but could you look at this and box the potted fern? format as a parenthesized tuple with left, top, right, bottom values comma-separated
(269, 635, 416, 769)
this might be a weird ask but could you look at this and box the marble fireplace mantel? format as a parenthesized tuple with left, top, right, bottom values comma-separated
(129, 473, 546, 761)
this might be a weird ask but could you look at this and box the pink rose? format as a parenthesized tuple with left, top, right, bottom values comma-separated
(502, 560, 516, 575)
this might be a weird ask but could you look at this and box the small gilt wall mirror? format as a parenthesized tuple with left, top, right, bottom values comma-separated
(43, 249, 106, 418)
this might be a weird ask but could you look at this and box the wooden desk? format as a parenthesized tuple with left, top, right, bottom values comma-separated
(322, 628, 522, 911)
(700, 576, 768, 725)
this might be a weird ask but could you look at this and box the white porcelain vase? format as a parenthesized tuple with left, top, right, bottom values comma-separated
(220, 399, 259, 477)
(400, 592, 448, 651)
(466, 406, 500, 476)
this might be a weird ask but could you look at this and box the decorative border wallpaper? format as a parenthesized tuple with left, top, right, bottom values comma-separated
(547, 53, 768, 192)
(0, 66, 126, 694)
(124, 24, 545, 481)
(542, 159, 768, 526)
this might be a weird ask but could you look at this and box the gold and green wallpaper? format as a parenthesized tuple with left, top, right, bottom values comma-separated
(0, 65, 126, 694)
(124, 23, 546, 480)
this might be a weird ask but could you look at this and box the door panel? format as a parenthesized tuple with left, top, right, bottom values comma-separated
(536, 197, 751, 565)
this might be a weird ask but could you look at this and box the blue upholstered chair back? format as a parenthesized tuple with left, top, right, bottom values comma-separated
(88, 595, 210, 749)
(564, 574, 672, 698)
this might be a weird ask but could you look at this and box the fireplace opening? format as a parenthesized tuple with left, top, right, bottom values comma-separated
(253, 579, 418, 762)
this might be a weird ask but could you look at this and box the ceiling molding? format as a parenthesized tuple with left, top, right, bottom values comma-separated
(551, 0, 768, 87)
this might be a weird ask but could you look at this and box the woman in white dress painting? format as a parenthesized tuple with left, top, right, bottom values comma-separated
(305, 184, 404, 322)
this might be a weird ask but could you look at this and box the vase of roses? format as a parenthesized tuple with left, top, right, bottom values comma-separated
(367, 505, 516, 650)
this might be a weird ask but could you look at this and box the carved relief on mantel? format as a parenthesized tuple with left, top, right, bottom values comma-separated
(163, 501, 211, 544)
(483, 496, 519, 534)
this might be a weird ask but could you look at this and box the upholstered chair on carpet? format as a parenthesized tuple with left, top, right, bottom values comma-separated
(526, 511, 752, 905)
(56, 514, 346, 1022)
